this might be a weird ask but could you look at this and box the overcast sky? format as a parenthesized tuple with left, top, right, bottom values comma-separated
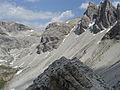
(0, 0, 119, 30)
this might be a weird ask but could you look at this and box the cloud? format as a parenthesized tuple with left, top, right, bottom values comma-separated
(79, 2, 89, 9)
(51, 10, 74, 22)
(21, 10, 74, 30)
(112, 1, 120, 7)
(25, 0, 40, 3)
(0, 2, 58, 20)
(0, 2, 74, 30)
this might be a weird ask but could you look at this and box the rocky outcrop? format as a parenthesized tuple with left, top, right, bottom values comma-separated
(36, 22, 73, 54)
(117, 4, 120, 20)
(27, 57, 112, 90)
(84, 2, 98, 21)
(0, 21, 31, 33)
(75, 0, 119, 34)
(113, 81, 120, 90)
(102, 21, 120, 40)
(74, 2, 97, 35)
(92, 0, 117, 33)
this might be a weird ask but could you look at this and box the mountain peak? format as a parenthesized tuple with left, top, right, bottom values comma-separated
(84, 2, 98, 20)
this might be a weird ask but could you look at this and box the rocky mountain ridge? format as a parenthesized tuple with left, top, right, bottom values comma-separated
(0, 0, 120, 90)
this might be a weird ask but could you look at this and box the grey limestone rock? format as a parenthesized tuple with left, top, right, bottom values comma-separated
(84, 2, 98, 21)
(0, 21, 31, 33)
(102, 21, 120, 40)
(92, 0, 117, 33)
(27, 57, 112, 90)
(117, 4, 120, 20)
(36, 22, 73, 54)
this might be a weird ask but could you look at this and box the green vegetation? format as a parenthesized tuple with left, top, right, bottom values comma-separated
(0, 80, 6, 89)
(0, 65, 12, 70)
(0, 65, 17, 89)
(0, 32, 7, 35)
(1, 72, 16, 77)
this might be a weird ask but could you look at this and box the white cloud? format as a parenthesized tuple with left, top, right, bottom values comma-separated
(51, 10, 74, 22)
(25, 0, 40, 3)
(0, 2, 74, 30)
(112, 1, 120, 7)
(20, 11, 74, 30)
(0, 3, 59, 20)
(79, 2, 89, 9)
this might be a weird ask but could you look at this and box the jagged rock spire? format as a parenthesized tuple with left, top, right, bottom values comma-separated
(117, 3, 120, 20)
(84, 2, 98, 20)
(91, 0, 117, 33)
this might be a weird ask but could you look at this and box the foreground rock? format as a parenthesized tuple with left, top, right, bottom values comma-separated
(27, 57, 112, 90)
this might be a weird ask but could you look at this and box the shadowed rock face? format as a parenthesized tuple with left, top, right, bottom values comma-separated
(36, 22, 73, 54)
(74, 2, 97, 35)
(26, 57, 112, 90)
(117, 4, 120, 20)
(75, 0, 119, 34)
(113, 81, 120, 90)
(92, 0, 117, 33)
(102, 21, 120, 40)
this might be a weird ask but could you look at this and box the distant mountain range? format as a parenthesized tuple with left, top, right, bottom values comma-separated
(0, 0, 120, 90)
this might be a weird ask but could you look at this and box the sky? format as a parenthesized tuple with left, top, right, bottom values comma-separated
(0, 0, 119, 30)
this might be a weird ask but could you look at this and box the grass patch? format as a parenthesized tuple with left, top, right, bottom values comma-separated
(1, 72, 16, 77)
(0, 80, 6, 89)
(0, 65, 12, 70)
(0, 65, 17, 89)
(0, 32, 7, 35)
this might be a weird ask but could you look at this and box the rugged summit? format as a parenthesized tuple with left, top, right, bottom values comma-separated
(74, 0, 119, 34)
(84, 2, 98, 21)
(36, 22, 73, 54)
(0, 21, 31, 34)
(27, 57, 112, 90)
(92, 0, 117, 33)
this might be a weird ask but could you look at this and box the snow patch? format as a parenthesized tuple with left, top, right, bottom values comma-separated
(88, 21, 95, 30)
(93, 34, 96, 36)
(19, 62, 24, 67)
(0, 60, 6, 62)
(13, 66, 19, 68)
(66, 20, 70, 24)
(30, 30, 34, 32)
(97, 41, 101, 44)
(16, 69, 23, 75)
(99, 30, 104, 33)
(106, 21, 117, 33)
